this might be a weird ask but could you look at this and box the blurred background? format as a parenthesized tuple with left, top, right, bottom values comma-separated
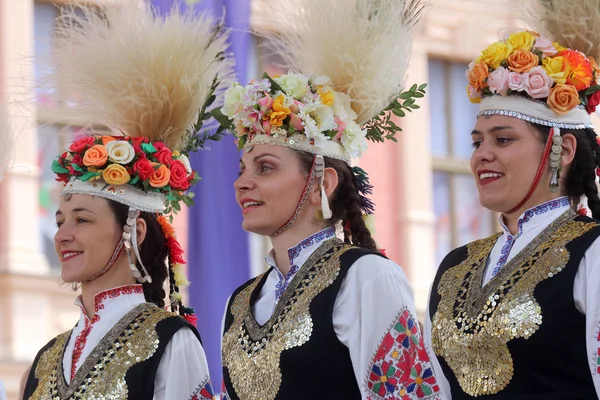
(1, 0, 597, 399)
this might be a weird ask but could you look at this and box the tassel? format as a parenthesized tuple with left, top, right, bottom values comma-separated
(315, 155, 332, 219)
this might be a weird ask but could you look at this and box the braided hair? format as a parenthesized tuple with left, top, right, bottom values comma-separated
(530, 123, 600, 219)
(108, 200, 169, 307)
(296, 151, 378, 250)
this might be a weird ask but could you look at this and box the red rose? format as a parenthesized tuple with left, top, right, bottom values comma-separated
(130, 137, 147, 154)
(133, 158, 155, 180)
(69, 137, 95, 153)
(71, 154, 83, 167)
(169, 160, 190, 190)
(587, 91, 600, 113)
(153, 141, 165, 150)
(154, 147, 173, 166)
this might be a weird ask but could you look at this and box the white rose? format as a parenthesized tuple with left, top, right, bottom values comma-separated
(221, 84, 245, 117)
(176, 154, 192, 176)
(299, 100, 337, 145)
(274, 73, 309, 99)
(331, 91, 357, 123)
(341, 121, 368, 158)
(105, 140, 135, 165)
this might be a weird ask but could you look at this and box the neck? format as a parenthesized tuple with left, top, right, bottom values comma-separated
(79, 261, 136, 319)
(501, 193, 565, 235)
(270, 221, 329, 276)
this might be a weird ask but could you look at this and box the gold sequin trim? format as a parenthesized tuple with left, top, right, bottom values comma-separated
(432, 210, 596, 396)
(29, 303, 174, 399)
(222, 239, 351, 400)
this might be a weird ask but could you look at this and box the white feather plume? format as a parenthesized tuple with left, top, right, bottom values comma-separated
(261, 0, 425, 125)
(516, 0, 600, 61)
(39, 0, 235, 151)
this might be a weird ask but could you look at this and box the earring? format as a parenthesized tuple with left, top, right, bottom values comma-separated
(315, 208, 324, 221)
(70, 282, 80, 291)
(549, 133, 563, 193)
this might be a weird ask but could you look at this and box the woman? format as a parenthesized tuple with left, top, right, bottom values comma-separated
(215, 0, 441, 399)
(22, 2, 233, 399)
(425, 1, 600, 398)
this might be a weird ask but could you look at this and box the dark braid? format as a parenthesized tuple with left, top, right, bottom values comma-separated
(168, 267, 180, 313)
(296, 151, 379, 250)
(530, 123, 600, 218)
(108, 200, 169, 307)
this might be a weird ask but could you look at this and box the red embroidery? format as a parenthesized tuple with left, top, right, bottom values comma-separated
(93, 284, 143, 313)
(596, 328, 600, 375)
(366, 308, 440, 399)
(189, 377, 214, 400)
(71, 285, 143, 379)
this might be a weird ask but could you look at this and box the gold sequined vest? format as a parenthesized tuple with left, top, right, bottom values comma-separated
(221, 239, 384, 400)
(429, 211, 600, 399)
(23, 303, 199, 400)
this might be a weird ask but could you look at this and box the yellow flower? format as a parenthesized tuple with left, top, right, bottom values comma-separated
(480, 41, 513, 69)
(269, 94, 291, 127)
(543, 56, 569, 84)
(506, 31, 536, 52)
(102, 164, 130, 185)
(318, 87, 335, 106)
(553, 41, 567, 52)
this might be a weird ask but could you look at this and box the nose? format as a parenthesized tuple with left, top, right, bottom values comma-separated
(472, 140, 495, 166)
(233, 173, 255, 192)
(54, 223, 74, 247)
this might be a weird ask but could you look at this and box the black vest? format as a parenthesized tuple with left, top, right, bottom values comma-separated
(429, 213, 600, 400)
(221, 240, 383, 400)
(23, 303, 200, 400)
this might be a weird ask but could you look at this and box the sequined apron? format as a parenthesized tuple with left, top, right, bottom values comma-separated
(28, 303, 172, 400)
(431, 209, 597, 396)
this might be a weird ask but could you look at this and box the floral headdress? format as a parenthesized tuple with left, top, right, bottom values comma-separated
(467, 30, 599, 128)
(213, 0, 427, 226)
(466, 0, 600, 213)
(42, 1, 234, 323)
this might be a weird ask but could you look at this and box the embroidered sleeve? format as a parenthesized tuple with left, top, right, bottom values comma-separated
(333, 255, 441, 400)
(154, 327, 214, 400)
(366, 308, 440, 399)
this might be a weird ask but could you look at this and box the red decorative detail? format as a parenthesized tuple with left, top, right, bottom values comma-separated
(189, 378, 214, 400)
(106, 187, 116, 193)
(183, 313, 198, 327)
(577, 205, 589, 216)
(366, 308, 440, 399)
(380, 249, 387, 257)
(507, 127, 555, 214)
(71, 317, 93, 380)
(93, 285, 143, 314)
(167, 237, 187, 265)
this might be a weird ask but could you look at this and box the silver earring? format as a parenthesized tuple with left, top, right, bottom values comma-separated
(549, 133, 563, 193)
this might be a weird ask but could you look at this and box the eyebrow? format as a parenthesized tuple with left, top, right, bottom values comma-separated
(239, 153, 281, 166)
(471, 125, 515, 135)
(55, 207, 96, 217)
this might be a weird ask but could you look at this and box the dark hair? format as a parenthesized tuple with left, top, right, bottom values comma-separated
(529, 123, 600, 219)
(107, 200, 169, 307)
(296, 151, 378, 250)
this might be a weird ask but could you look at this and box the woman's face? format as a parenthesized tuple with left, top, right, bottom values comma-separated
(470, 115, 557, 214)
(54, 194, 123, 283)
(234, 145, 310, 236)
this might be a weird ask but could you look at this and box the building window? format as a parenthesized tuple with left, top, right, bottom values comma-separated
(428, 58, 497, 266)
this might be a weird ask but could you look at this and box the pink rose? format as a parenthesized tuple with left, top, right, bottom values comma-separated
(507, 72, 529, 92)
(257, 94, 273, 114)
(290, 113, 304, 131)
(532, 36, 558, 57)
(487, 66, 510, 95)
(526, 66, 554, 99)
(262, 119, 272, 135)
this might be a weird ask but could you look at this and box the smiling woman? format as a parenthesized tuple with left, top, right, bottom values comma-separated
(21, 1, 235, 399)
(215, 0, 443, 399)
(424, 1, 600, 398)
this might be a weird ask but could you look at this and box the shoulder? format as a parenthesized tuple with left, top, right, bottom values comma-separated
(229, 270, 272, 303)
(141, 306, 203, 344)
(343, 249, 413, 296)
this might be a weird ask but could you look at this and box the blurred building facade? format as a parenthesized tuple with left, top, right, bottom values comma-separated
(3, 1, 592, 399)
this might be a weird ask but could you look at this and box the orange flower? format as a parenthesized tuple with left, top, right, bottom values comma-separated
(467, 62, 489, 91)
(149, 164, 171, 188)
(269, 94, 291, 127)
(82, 145, 108, 167)
(559, 50, 593, 91)
(507, 50, 539, 73)
(101, 164, 130, 185)
(588, 56, 600, 75)
(269, 111, 288, 127)
(101, 136, 116, 146)
(547, 84, 581, 114)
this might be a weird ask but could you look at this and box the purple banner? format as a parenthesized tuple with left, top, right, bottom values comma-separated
(152, 0, 251, 390)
